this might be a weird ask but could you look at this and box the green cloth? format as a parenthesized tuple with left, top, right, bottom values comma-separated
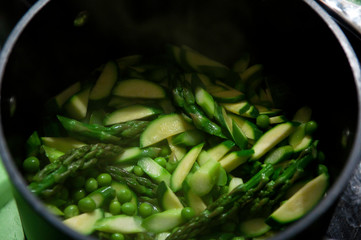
(0, 199, 24, 240)
(0, 161, 24, 239)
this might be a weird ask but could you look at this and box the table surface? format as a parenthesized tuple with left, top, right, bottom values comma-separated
(1, 0, 361, 240)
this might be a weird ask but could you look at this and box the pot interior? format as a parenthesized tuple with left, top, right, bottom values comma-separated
(0, 0, 359, 239)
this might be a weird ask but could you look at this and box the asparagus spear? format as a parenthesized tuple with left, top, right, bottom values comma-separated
(29, 143, 123, 196)
(166, 164, 274, 240)
(104, 165, 158, 198)
(166, 149, 316, 240)
(57, 115, 148, 144)
(172, 85, 226, 139)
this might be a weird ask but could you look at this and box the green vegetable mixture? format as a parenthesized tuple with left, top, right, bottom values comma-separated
(23, 44, 329, 240)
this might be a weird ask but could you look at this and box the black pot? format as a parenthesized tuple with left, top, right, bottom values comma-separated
(1, 0, 361, 239)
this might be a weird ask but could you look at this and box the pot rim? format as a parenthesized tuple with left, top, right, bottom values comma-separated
(0, 0, 360, 240)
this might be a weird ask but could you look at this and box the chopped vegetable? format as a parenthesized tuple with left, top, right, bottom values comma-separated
(23, 45, 329, 240)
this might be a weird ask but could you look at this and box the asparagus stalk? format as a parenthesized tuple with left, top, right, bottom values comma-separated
(104, 165, 158, 198)
(57, 115, 148, 144)
(29, 143, 123, 196)
(172, 85, 225, 139)
(166, 150, 316, 240)
(166, 164, 274, 240)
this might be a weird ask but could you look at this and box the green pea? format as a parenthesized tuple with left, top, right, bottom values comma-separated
(159, 145, 171, 157)
(110, 233, 125, 240)
(78, 197, 96, 213)
(121, 202, 136, 216)
(71, 176, 86, 189)
(85, 178, 98, 193)
(117, 188, 132, 203)
(23, 156, 40, 173)
(181, 207, 195, 220)
(97, 173, 112, 187)
(166, 161, 178, 173)
(133, 166, 144, 177)
(305, 120, 318, 135)
(256, 114, 270, 129)
(72, 189, 86, 202)
(109, 200, 122, 215)
(64, 204, 79, 219)
(138, 202, 153, 218)
(154, 157, 167, 167)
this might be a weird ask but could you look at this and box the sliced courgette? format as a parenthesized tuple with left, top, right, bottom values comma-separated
(219, 149, 254, 172)
(41, 137, 86, 153)
(189, 159, 220, 196)
(229, 114, 263, 141)
(42, 145, 64, 162)
(266, 173, 328, 226)
(89, 61, 118, 100)
(157, 181, 184, 210)
(250, 122, 297, 161)
(138, 157, 172, 186)
(172, 129, 205, 147)
(140, 114, 194, 147)
(170, 143, 204, 192)
(195, 87, 215, 118)
(94, 215, 144, 234)
(207, 140, 235, 162)
(113, 79, 166, 99)
(63, 208, 104, 235)
(54, 81, 82, 108)
(211, 89, 246, 103)
(239, 218, 271, 238)
(64, 87, 91, 120)
(142, 208, 184, 233)
(114, 147, 161, 164)
(222, 101, 251, 115)
(103, 104, 162, 125)
(264, 145, 294, 165)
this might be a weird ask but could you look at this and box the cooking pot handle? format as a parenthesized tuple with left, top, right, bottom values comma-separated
(318, 0, 361, 37)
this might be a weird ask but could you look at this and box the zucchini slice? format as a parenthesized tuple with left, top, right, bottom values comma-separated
(63, 208, 104, 235)
(207, 140, 235, 162)
(157, 181, 184, 210)
(94, 215, 144, 234)
(229, 114, 263, 141)
(42, 145, 64, 162)
(142, 208, 184, 233)
(266, 173, 328, 226)
(239, 218, 271, 238)
(228, 177, 243, 193)
(54, 81, 81, 108)
(195, 87, 215, 118)
(170, 143, 204, 192)
(219, 149, 253, 172)
(89, 61, 118, 100)
(103, 104, 162, 125)
(140, 114, 194, 148)
(211, 89, 246, 103)
(113, 79, 166, 99)
(250, 122, 297, 161)
(114, 147, 161, 164)
(41, 137, 86, 153)
(222, 101, 251, 115)
(138, 158, 172, 186)
(189, 159, 220, 196)
(64, 87, 91, 120)
(171, 129, 205, 147)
